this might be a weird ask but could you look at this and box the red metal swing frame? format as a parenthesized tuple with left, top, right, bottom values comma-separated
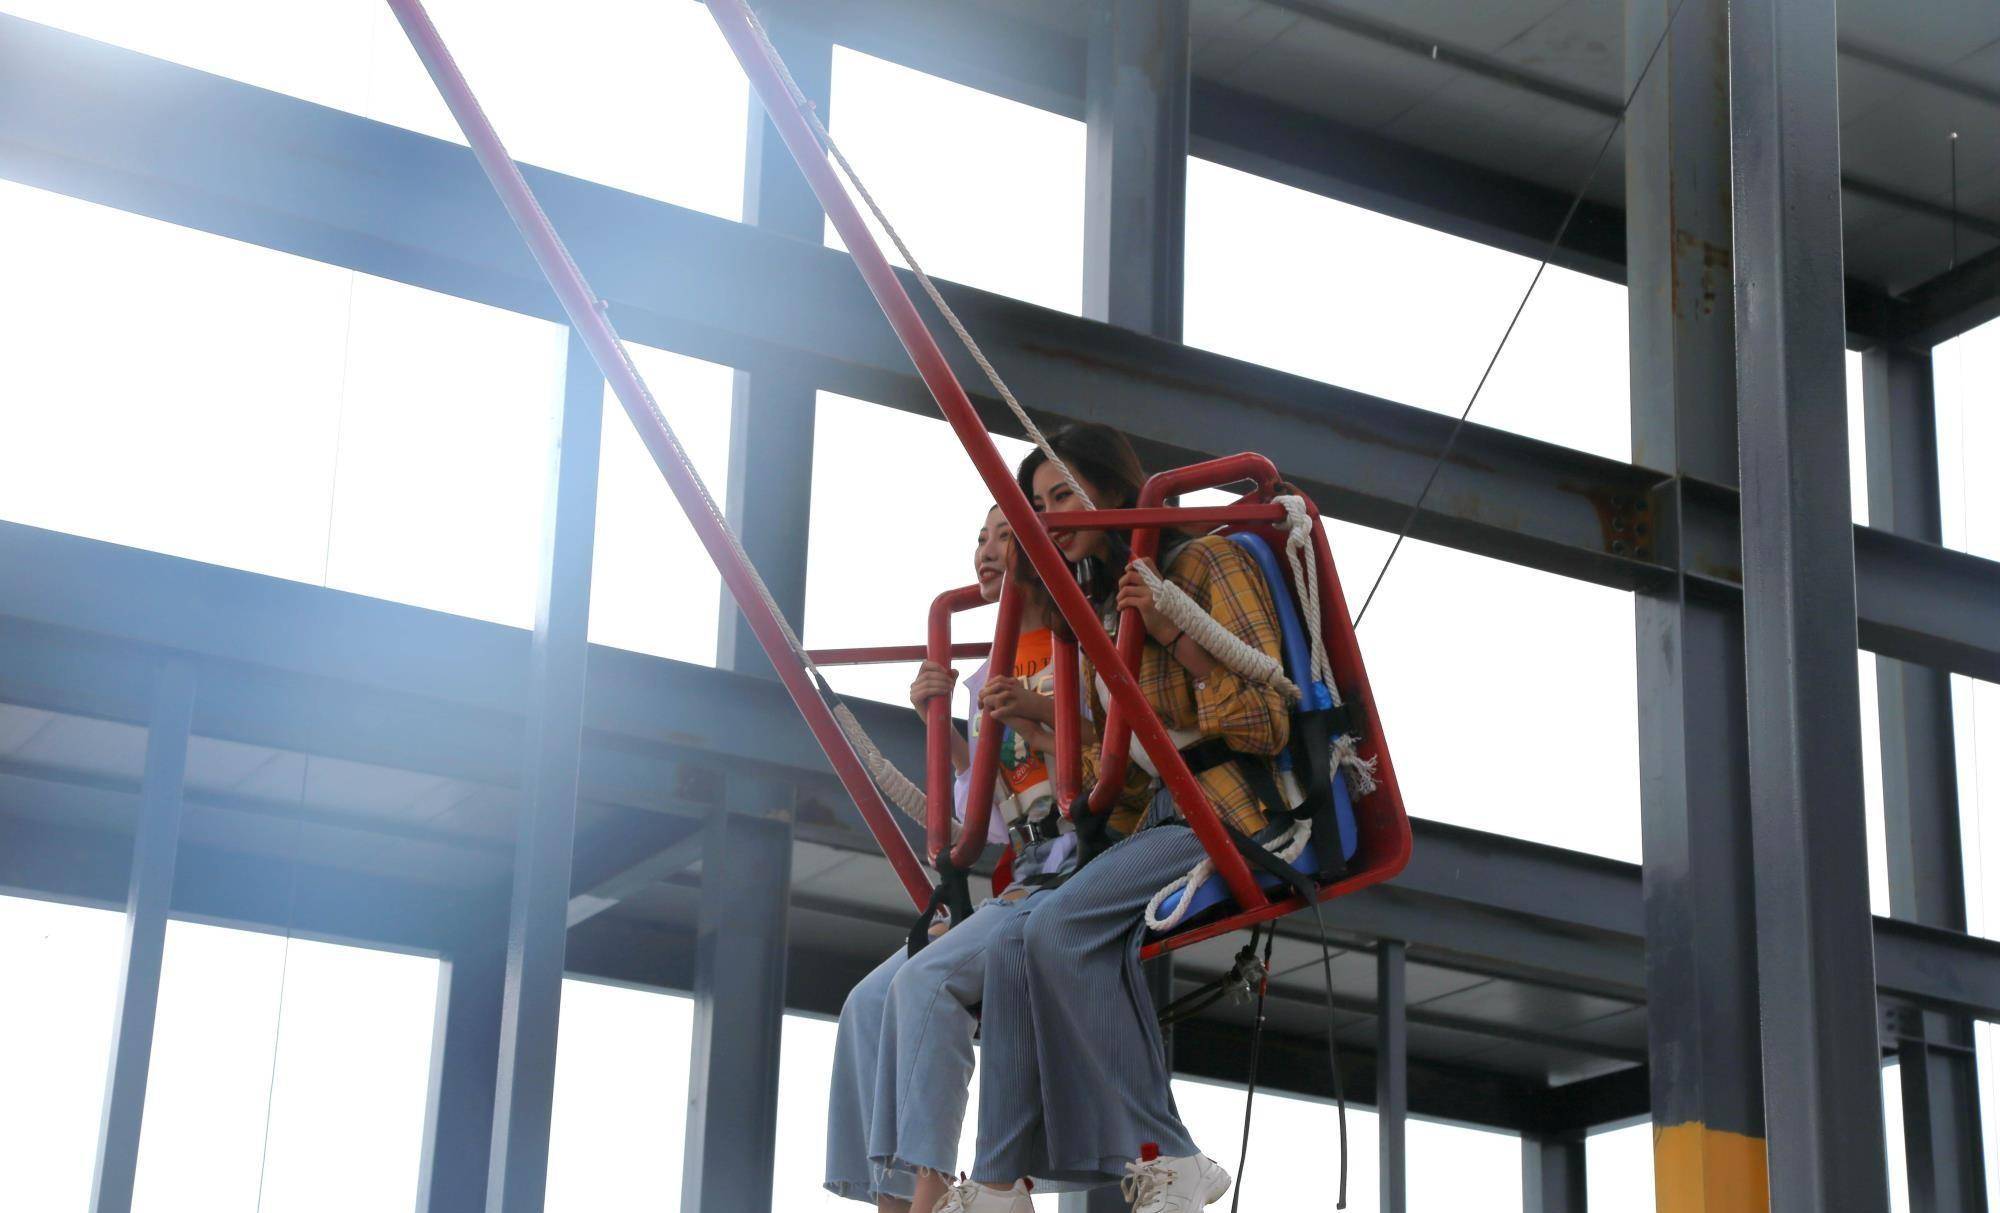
(386, 0, 1408, 959)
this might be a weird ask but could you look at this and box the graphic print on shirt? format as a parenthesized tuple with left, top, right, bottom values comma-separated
(996, 628, 1055, 824)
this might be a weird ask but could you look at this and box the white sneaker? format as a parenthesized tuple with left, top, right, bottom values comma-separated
(933, 1177, 1034, 1213)
(1121, 1149, 1231, 1213)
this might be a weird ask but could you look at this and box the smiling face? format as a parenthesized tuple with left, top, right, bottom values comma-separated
(1030, 460, 1110, 563)
(974, 505, 1012, 603)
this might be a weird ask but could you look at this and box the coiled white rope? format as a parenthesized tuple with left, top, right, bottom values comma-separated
(1132, 560, 1299, 701)
(833, 704, 927, 821)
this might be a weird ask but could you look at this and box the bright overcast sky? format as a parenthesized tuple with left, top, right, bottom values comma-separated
(1, 0, 1995, 1209)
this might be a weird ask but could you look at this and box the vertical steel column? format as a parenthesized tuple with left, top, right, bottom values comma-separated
(1083, 0, 1191, 1097)
(1862, 345, 1986, 1211)
(717, 22, 828, 676)
(1082, 0, 1188, 341)
(1377, 941, 1408, 1213)
(484, 329, 603, 1212)
(1729, 0, 1890, 1205)
(89, 659, 195, 1213)
(418, 943, 506, 1213)
(1625, 0, 1769, 1204)
(681, 784, 794, 1213)
(1523, 1135, 1590, 1213)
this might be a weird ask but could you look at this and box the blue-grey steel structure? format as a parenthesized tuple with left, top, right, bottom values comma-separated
(1, 1, 1999, 1209)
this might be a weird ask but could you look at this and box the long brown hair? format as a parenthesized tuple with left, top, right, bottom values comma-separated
(1013, 424, 1154, 626)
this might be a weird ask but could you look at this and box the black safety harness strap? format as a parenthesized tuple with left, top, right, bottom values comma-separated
(907, 855, 977, 957)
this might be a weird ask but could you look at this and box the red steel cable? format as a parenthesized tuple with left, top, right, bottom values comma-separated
(705, 0, 1264, 911)
(385, 0, 931, 907)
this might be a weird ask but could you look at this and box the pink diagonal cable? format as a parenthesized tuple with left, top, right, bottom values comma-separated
(384, 0, 931, 908)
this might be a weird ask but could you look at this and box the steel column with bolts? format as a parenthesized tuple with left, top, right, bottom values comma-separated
(719, 21, 827, 676)
(1729, 0, 1890, 1205)
(483, 330, 604, 1211)
(418, 942, 507, 1213)
(89, 659, 195, 1213)
(1625, 0, 1768, 1204)
(1378, 941, 1408, 1213)
(681, 789, 793, 1213)
(1862, 345, 1986, 1211)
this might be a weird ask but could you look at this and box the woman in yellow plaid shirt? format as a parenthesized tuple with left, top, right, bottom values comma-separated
(940, 425, 1291, 1213)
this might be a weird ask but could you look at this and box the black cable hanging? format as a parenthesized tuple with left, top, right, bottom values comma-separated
(1353, 0, 1697, 628)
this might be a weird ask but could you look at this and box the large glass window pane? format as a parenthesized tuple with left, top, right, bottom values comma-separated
(320, 276, 567, 627)
(131, 923, 439, 1212)
(1586, 1121, 1654, 1210)
(1937, 318, 2000, 1203)
(586, 346, 735, 667)
(827, 49, 1085, 314)
(545, 979, 692, 1211)
(1185, 157, 1630, 462)
(1328, 520, 1642, 860)
(0, 181, 351, 582)
(0, 894, 124, 1210)
(6, 1, 748, 219)
(804, 393, 1032, 707)
(1185, 156, 1639, 858)
(1846, 349, 1892, 915)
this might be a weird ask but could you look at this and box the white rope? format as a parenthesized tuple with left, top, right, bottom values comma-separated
(1134, 560, 1299, 701)
(1276, 496, 1336, 702)
(1144, 819, 1313, 932)
(740, 6, 1096, 511)
(1276, 497, 1380, 798)
(833, 704, 927, 821)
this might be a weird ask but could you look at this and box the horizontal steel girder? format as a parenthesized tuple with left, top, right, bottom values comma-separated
(1, 519, 1998, 1021)
(1, 19, 1995, 675)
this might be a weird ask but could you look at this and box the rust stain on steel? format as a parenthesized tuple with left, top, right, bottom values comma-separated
(1671, 229, 1732, 321)
(1576, 484, 1653, 561)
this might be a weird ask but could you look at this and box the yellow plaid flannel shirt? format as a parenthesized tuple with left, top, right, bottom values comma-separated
(1080, 535, 1291, 837)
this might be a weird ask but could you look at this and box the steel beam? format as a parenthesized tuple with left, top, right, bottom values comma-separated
(1861, 346, 1986, 1210)
(1886, 243, 2000, 350)
(718, 22, 825, 677)
(1624, 1, 1768, 1205)
(418, 941, 507, 1213)
(483, 331, 604, 1211)
(681, 791, 793, 1213)
(1893, 1022, 1987, 1213)
(1728, 0, 1889, 1205)
(1523, 1134, 1589, 1213)
(2, 20, 1994, 670)
(1082, 0, 1190, 1068)
(1378, 941, 1408, 1213)
(566, 826, 705, 928)
(6, 522, 2000, 1018)
(88, 659, 194, 1213)
(1083, 0, 1187, 340)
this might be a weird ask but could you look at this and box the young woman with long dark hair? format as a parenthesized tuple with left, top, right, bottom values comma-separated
(940, 425, 1292, 1213)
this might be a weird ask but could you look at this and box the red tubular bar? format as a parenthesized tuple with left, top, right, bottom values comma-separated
(705, 0, 1265, 913)
(807, 642, 991, 667)
(952, 581, 1023, 867)
(1089, 455, 1283, 814)
(1052, 632, 1082, 809)
(925, 584, 992, 862)
(1043, 504, 1287, 532)
(380, 0, 942, 907)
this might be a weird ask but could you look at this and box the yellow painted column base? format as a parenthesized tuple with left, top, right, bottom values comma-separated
(1654, 1122, 1769, 1212)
